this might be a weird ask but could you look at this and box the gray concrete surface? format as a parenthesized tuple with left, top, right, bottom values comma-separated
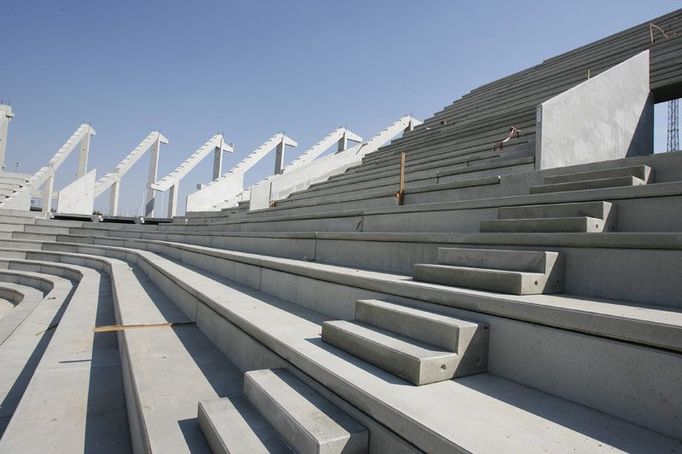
(244, 368, 368, 454)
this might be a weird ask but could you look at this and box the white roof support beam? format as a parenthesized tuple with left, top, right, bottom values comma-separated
(245, 115, 422, 211)
(185, 133, 297, 213)
(284, 127, 362, 174)
(22, 123, 96, 214)
(221, 133, 297, 179)
(47, 123, 96, 174)
(94, 131, 169, 216)
(149, 134, 233, 218)
(151, 134, 233, 192)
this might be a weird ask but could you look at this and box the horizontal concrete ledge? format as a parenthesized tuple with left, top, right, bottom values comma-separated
(56, 229, 682, 251)
(18, 237, 682, 354)
(185, 180, 682, 227)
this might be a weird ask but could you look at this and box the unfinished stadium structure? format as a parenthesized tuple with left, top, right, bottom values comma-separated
(0, 9, 681, 454)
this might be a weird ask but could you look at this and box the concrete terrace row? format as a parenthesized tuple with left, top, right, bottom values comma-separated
(0, 212, 680, 451)
(1, 9, 682, 452)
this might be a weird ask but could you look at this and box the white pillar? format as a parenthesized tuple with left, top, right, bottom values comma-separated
(0, 105, 14, 171)
(145, 136, 162, 217)
(213, 148, 223, 180)
(42, 174, 54, 214)
(274, 139, 286, 175)
(404, 118, 416, 134)
(168, 182, 179, 217)
(337, 131, 349, 153)
(77, 128, 92, 177)
(109, 180, 120, 216)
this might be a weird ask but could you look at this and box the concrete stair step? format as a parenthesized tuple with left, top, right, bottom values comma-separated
(29, 239, 682, 449)
(0, 261, 130, 452)
(413, 263, 563, 295)
(480, 216, 607, 233)
(244, 368, 368, 454)
(198, 397, 292, 454)
(321, 320, 462, 385)
(22, 225, 72, 235)
(354, 299, 488, 374)
(102, 256, 243, 452)
(544, 165, 652, 185)
(530, 176, 646, 195)
(0, 223, 24, 232)
(498, 201, 613, 221)
(437, 247, 560, 273)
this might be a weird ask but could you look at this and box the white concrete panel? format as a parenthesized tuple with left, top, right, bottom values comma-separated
(57, 169, 96, 215)
(536, 51, 653, 169)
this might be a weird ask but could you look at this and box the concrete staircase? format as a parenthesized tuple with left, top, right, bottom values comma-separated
(530, 164, 652, 194)
(322, 299, 488, 385)
(0, 217, 681, 451)
(413, 247, 564, 294)
(481, 201, 615, 233)
(0, 173, 30, 204)
(1, 10, 682, 452)
(199, 368, 368, 453)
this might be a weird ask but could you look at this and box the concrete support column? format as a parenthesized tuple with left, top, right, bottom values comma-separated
(168, 182, 179, 217)
(337, 131, 348, 153)
(77, 129, 92, 177)
(274, 140, 286, 175)
(42, 174, 54, 214)
(213, 147, 223, 180)
(0, 104, 14, 171)
(109, 180, 120, 216)
(404, 118, 416, 134)
(0, 105, 15, 171)
(145, 136, 162, 217)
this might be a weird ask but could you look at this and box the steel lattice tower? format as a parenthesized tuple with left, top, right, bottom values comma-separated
(668, 99, 680, 152)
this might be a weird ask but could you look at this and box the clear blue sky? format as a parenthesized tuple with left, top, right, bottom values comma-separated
(1, 1, 678, 215)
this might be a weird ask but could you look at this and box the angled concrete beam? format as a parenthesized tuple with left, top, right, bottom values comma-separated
(11, 123, 97, 213)
(223, 133, 297, 179)
(149, 134, 232, 217)
(47, 123, 96, 172)
(0, 104, 15, 171)
(151, 134, 232, 192)
(247, 115, 422, 211)
(94, 131, 169, 216)
(185, 132, 297, 212)
(285, 128, 362, 173)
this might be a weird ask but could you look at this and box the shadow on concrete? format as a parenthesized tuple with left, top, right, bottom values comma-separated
(0, 285, 74, 437)
(626, 93, 655, 158)
(303, 336, 409, 387)
(457, 374, 657, 453)
(84, 274, 132, 454)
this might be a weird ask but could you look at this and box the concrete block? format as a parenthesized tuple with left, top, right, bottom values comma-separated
(355, 299, 482, 352)
(244, 368, 368, 454)
(498, 201, 613, 221)
(321, 320, 461, 385)
(437, 247, 555, 273)
(197, 397, 291, 454)
(530, 176, 646, 194)
(480, 216, 606, 233)
(544, 165, 652, 185)
(413, 263, 562, 295)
